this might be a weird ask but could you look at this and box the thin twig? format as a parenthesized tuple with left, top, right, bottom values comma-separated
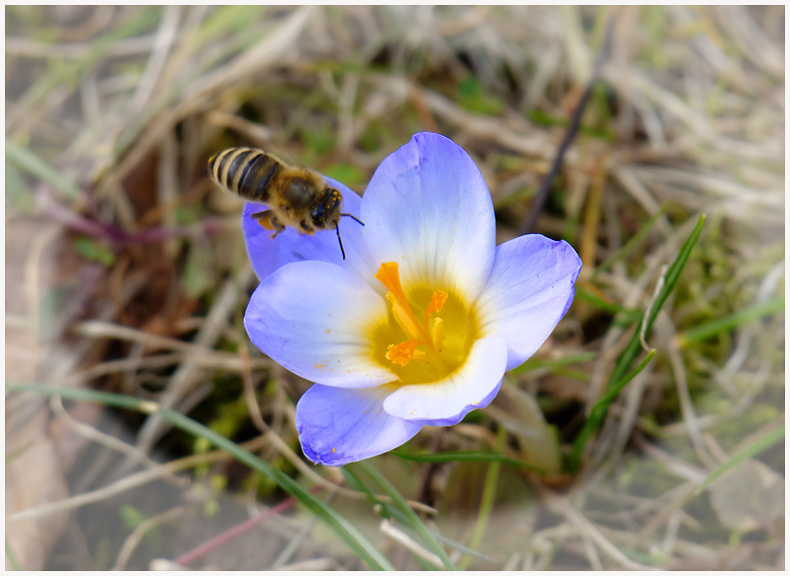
(115, 266, 256, 476)
(269, 491, 338, 570)
(379, 519, 444, 569)
(519, 15, 615, 234)
(130, 5, 182, 113)
(112, 506, 186, 570)
(49, 395, 171, 477)
(658, 314, 717, 469)
(5, 435, 269, 524)
(543, 491, 660, 571)
(73, 320, 272, 372)
(173, 486, 322, 567)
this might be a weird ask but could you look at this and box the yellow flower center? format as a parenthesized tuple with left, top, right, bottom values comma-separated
(370, 262, 478, 384)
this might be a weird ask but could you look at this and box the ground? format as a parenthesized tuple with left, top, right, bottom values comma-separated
(5, 5, 784, 570)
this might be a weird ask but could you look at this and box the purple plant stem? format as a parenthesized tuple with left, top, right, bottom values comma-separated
(173, 485, 323, 568)
(36, 185, 116, 239)
(36, 184, 224, 247)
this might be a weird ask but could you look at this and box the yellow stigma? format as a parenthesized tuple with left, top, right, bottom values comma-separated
(375, 263, 424, 340)
(370, 262, 476, 384)
(425, 290, 448, 324)
(431, 317, 444, 351)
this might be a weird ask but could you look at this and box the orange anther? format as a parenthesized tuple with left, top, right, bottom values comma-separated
(386, 339, 421, 366)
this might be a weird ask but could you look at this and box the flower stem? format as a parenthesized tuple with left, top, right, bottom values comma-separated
(458, 425, 506, 569)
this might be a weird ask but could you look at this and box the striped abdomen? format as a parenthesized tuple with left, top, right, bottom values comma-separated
(207, 147, 281, 203)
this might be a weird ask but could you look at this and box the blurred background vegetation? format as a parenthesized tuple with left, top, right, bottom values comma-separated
(6, 5, 784, 570)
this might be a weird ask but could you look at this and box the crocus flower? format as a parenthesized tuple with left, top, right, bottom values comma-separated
(242, 132, 581, 466)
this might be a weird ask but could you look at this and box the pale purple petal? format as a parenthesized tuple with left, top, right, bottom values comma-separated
(242, 177, 364, 282)
(382, 335, 508, 426)
(360, 132, 496, 300)
(244, 260, 396, 388)
(476, 235, 582, 370)
(296, 383, 422, 466)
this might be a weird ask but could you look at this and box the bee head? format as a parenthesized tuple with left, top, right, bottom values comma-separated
(310, 188, 343, 230)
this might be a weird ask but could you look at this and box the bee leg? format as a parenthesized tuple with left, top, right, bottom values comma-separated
(251, 210, 286, 238)
(268, 216, 287, 238)
(298, 218, 315, 236)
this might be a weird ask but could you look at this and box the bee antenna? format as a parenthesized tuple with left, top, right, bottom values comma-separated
(336, 225, 347, 260)
(341, 213, 365, 227)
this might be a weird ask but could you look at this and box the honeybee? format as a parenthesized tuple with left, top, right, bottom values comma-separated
(208, 147, 364, 259)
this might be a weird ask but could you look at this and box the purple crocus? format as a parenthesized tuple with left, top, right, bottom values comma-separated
(242, 132, 582, 466)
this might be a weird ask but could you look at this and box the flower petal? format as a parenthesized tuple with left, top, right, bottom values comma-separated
(244, 260, 395, 387)
(241, 176, 365, 282)
(382, 335, 507, 426)
(476, 235, 582, 370)
(360, 132, 496, 300)
(296, 383, 422, 466)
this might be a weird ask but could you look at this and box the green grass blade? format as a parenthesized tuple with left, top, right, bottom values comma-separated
(677, 295, 784, 346)
(342, 467, 496, 566)
(340, 466, 398, 521)
(593, 350, 656, 414)
(568, 214, 706, 471)
(12, 7, 161, 116)
(693, 424, 784, 496)
(341, 466, 441, 571)
(569, 350, 655, 469)
(392, 449, 545, 475)
(112, 8, 270, 160)
(612, 214, 705, 388)
(193, 6, 268, 41)
(431, 531, 498, 563)
(6, 139, 83, 201)
(352, 461, 458, 570)
(6, 539, 22, 571)
(593, 203, 669, 277)
(457, 427, 505, 569)
(574, 286, 642, 322)
(5, 383, 394, 570)
(512, 351, 597, 375)
(340, 465, 440, 571)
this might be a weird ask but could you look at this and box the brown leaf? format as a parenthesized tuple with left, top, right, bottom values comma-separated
(6, 410, 70, 570)
(487, 382, 562, 475)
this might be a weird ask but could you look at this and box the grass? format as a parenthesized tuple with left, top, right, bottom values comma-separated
(693, 424, 785, 497)
(5, 383, 394, 570)
(5, 5, 784, 571)
(569, 214, 706, 470)
(5, 138, 84, 201)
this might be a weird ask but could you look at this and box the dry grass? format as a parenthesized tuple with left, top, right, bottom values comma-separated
(6, 5, 784, 570)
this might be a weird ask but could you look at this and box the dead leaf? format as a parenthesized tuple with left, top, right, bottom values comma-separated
(487, 382, 562, 475)
(6, 410, 70, 570)
(709, 459, 784, 533)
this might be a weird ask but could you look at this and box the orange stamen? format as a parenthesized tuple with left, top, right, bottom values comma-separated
(386, 340, 421, 366)
(375, 262, 450, 370)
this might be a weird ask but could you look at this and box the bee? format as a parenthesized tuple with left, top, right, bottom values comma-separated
(208, 147, 364, 259)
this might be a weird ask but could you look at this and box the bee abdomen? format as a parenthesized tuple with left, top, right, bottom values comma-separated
(208, 147, 280, 203)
